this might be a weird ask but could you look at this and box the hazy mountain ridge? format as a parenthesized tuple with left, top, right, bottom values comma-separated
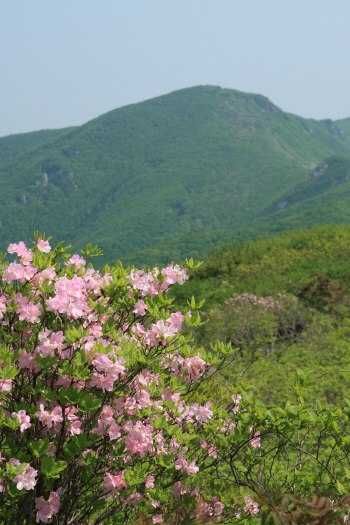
(1, 85, 350, 266)
(0, 127, 77, 168)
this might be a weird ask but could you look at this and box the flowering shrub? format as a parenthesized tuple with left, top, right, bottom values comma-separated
(197, 292, 308, 359)
(197, 293, 280, 358)
(0, 235, 267, 524)
(3, 235, 350, 524)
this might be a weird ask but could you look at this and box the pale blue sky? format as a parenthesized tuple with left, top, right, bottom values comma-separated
(1, 1, 350, 137)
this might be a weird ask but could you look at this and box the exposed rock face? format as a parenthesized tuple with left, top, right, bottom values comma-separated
(253, 94, 277, 112)
(302, 122, 313, 133)
(20, 195, 26, 205)
(40, 173, 48, 186)
(277, 201, 289, 210)
(307, 161, 328, 183)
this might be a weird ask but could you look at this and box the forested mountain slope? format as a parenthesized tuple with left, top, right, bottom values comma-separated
(1, 85, 350, 266)
(336, 116, 350, 135)
(124, 155, 350, 267)
(0, 127, 76, 168)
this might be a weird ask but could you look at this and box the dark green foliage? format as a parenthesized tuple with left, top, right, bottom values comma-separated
(0, 127, 76, 167)
(296, 273, 345, 311)
(1, 85, 350, 268)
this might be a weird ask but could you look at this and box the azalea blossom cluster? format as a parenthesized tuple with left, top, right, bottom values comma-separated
(224, 293, 282, 313)
(0, 236, 262, 524)
(201, 293, 281, 319)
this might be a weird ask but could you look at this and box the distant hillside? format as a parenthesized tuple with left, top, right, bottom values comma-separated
(0, 127, 76, 168)
(122, 155, 350, 267)
(1, 85, 350, 265)
(336, 117, 350, 136)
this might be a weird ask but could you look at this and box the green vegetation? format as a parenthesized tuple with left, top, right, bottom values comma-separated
(0, 127, 76, 168)
(336, 116, 350, 136)
(1, 85, 350, 268)
(170, 224, 350, 407)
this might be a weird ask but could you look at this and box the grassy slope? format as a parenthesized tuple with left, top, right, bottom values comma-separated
(170, 225, 350, 406)
(1, 86, 350, 266)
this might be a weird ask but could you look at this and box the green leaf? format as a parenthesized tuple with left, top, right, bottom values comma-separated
(63, 434, 88, 457)
(28, 438, 51, 458)
(36, 355, 58, 370)
(0, 362, 18, 380)
(112, 441, 126, 457)
(92, 499, 107, 509)
(43, 387, 58, 402)
(79, 394, 101, 413)
(41, 457, 67, 478)
(337, 480, 346, 495)
(153, 415, 167, 429)
(4, 416, 17, 429)
(58, 385, 82, 404)
(75, 348, 88, 366)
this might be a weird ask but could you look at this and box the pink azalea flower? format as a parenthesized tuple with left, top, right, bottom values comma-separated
(186, 460, 199, 474)
(35, 491, 60, 522)
(192, 401, 213, 423)
(35, 404, 63, 429)
(181, 354, 206, 382)
(244, 495, 259, 515)
(171, 481, 188, 497)
(48, 491, 60, 514)
(250, 430, 261, 448)
(35, 497, 52, 523)
(13, 464, 38, 490)
(16, 297, 42, 323)
(161, 387, 181, 403)
(11, 410, 31, 432)
(46, 442, 57, 456)
(33, 267, 56, 287)
(145, 475, 154, 488)
(92, 353, 126, 380)
(0, 296, 7, 319)
(67, 254, 86, 269)
(2, 262, 26, 283)
(175, 454, 188, 472)
(108, 423, 121, 440)
(7, 241, 33, 265)
(103, 471, 127, 495)
(37, 238, 51, 253)
(0, 378, 12, 393)
(91, 419, 108, 436)
(127, 492, 143, 506)
(212, 496, 225, 516)
(152, 515, 163, 524)
(133, 299, 148, 316)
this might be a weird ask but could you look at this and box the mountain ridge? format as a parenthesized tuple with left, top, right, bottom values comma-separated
(1, 85, 350, 266)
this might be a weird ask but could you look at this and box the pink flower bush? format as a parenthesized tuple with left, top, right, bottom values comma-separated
(0, 235, 266, 524)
